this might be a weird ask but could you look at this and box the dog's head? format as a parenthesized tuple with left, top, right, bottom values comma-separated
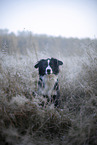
(34, 58, 63, 76)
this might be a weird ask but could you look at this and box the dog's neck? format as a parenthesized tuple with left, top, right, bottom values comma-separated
(39, 74, 58, 84)
(39, 74, 58, 96)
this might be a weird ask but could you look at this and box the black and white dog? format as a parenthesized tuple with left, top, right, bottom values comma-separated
(34, 58, 63, 107)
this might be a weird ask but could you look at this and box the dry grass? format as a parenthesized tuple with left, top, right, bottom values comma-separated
(0, 47, 97, 145)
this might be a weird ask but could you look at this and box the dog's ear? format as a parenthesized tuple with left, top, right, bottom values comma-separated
(51, 58, 63, 66)
(58, 60, 63, 66)
(34, 59, 45, 68)
(34, 61, 40, 68)
(34, 63, 39, 68)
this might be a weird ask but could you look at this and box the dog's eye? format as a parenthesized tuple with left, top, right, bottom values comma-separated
(50, 62, 53, 67)
(43, 62, 47, 67)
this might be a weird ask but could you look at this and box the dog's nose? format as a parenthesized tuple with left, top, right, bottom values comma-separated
(47, 69, 51, 74)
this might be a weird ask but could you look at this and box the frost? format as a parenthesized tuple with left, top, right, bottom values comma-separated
(10, 95, 29, 106)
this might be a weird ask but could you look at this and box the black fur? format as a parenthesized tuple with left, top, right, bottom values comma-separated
(34, 58, 63, 76)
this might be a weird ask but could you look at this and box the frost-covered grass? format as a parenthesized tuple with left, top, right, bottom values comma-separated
(0, 48, 97, 145)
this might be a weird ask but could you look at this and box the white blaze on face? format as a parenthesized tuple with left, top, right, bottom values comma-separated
(46, 59, 53, 74)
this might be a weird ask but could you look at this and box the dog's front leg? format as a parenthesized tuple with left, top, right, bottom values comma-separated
(55, 90, 61, 107)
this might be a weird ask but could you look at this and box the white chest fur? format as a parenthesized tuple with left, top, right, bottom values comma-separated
(38, 74, 58, 96)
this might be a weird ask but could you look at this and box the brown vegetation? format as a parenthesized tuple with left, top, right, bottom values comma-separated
(0, 29, 97, 145)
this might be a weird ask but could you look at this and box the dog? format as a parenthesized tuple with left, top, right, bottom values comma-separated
(34, 58, 63, 107)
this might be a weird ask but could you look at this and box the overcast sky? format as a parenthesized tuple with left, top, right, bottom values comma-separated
(0, 0, 97, 38)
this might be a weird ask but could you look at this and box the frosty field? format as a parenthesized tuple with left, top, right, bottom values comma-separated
(0, 33, 97, 145)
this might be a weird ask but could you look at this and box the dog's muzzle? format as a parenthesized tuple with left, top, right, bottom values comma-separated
(46, 68, 52, 75)
(47, 69, 51, 74)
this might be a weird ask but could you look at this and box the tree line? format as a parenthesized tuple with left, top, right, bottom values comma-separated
(0, 29, 97, 56)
